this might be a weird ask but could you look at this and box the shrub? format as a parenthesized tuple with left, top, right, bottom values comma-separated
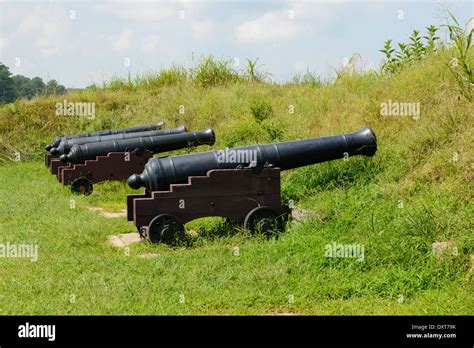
(221, 120, 265, 148)
(248, 95, 273, 122)
(243, 58, 270, 82)
(190, 56, 241, 88)
(380, 26, 440, 75)
(262, 121, 284, 142)
(292, 69, 322, 87)
(139, 65, 187, 88)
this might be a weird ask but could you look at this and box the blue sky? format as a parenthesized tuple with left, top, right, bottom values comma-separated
(0, 0, 472, 88)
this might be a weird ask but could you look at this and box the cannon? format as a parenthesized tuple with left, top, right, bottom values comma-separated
(54, 128, 215, 195)
(127, 126, 377, 244)
(45, 122, 164, 151)
(60, 128, 215, 164)
(49, 126, 187, 156)
(44, 122, 165, 168)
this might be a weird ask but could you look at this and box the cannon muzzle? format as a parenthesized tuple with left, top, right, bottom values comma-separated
(50, 125, 186, 155)
(60, 128, 215, 164)
(45, 122, 165, 151)
(128, 126, 377, 191)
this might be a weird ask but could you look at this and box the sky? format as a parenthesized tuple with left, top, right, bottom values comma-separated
(0, 0, 472, 88)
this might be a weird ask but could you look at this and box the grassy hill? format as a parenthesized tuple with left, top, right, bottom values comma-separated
(0, 40, 472, 314)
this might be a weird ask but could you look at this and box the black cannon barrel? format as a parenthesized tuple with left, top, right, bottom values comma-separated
(50, 125, 187, 155)
(45, 122, 165, 151)
(128, 126, 377, 191)
(60, 128, 216, 164)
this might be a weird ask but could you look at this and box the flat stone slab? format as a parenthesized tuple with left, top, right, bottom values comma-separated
(107, 233, 142, 247)
(432, 241, 457, 259)
(88, 206, 126, 218)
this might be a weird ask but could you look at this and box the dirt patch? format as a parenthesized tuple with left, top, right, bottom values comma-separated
(291, 207, 315, 221)
(88, 206, 126, 218)
(107, 233, 142, 247)
(107, 234, 160, 259)
(136, 253, 159, 259)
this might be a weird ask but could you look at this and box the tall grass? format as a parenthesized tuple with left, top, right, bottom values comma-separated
(96, 56, 270, 91)
(243, 58, 270, 82)
(291, 69, 322, 87)
(190, 56, 241, 87)
(138, 65, 188, 88)
(443, 13, 473, 101)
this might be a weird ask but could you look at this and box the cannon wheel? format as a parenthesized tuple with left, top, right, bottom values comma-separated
(71, 177, 93, 196)
(146, 214, 185, 245)
(244, 206, 285, 235)
(137, 226, 147, 238)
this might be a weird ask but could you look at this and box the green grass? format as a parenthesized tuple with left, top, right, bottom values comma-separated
(0, 46, 473, 315)
(0, 160, 471, 315)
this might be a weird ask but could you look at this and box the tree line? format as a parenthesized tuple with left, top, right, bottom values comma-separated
(0, 63, 67, 104)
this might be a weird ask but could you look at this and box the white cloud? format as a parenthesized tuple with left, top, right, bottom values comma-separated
(235, 2, 342, 43)
(33, 20, 68, 57)
(110, 28, 133, 51)
(143, 34, 160, 51)
(9, 57, 35, 76)
(191, 19, 214, 38)
(1, 5, 71, 58)
(0, 37, 7, 50)
(236, 10, 304, 43)
(94, 2, 214, 47)
(94, 3, 180, 22)
(294, 61, 308, 72)
(16, 12, 43, 34)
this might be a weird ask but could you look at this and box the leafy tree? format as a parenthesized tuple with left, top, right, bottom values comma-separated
(54, 81, 66, 95)
(0, 62, 67, 102)
(0, 63, 16, 104)
(30, 77, 46, 97)
(45, 79, 66, 96)
(12, 75, 34, 99)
